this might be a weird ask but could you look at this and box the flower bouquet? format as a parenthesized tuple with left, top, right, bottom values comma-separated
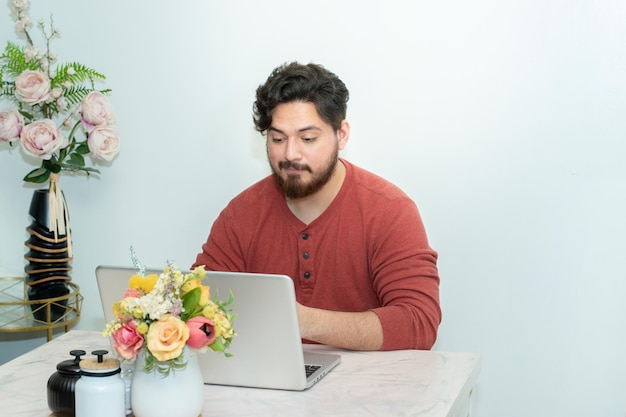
(103, 262, 236, 375)
(1, 0, 120, 183)
(1, 0, 120, 249)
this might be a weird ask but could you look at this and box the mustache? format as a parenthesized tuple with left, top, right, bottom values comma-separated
(278, 161, 312, 172)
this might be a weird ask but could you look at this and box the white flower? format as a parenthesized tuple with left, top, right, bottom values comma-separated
(11, 0, 29, 11)
(21, 15, 32, 27)
(129, 284, 174, 321)
(56, 97, 68, 110)
(24, 46, 38, 61)
(51, 87, 63, 99)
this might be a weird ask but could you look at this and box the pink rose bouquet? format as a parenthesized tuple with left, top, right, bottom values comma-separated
(103, 262, 236, 375)
(0, 0, 120, 183)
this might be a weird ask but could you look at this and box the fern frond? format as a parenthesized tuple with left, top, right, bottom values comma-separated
(0, 42, 38, 77)
(63, 85, 91, 107)
(52, 61, 106, 88)
(1, 81, 15, 98)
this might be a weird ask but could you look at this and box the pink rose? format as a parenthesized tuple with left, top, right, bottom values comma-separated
(80, 91, 116, 132)
(87, 125, 120, 161)
(112, 320, 144, 360)
(0, 109, 24, 143)
(186, 316, 217, 350)
(14, 70, 51, 105)
(20, 119, 68, 159)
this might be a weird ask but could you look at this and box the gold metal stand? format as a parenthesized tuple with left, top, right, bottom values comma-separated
(0, 276, 82, 341)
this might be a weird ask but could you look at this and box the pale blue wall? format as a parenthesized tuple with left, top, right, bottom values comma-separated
(1, 1, 625, 416)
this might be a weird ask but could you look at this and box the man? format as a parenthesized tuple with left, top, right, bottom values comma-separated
(193, 62, 441, 351)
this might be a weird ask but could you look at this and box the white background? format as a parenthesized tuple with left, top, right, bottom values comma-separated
(1, 1, 625, 416)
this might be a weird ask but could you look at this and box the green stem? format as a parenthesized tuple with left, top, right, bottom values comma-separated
(67, 119, 82, 144)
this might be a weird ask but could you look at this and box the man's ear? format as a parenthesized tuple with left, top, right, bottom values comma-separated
(337, 120, 350, 150)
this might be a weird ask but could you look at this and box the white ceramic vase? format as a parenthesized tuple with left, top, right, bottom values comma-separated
(131, 347, 204, 417)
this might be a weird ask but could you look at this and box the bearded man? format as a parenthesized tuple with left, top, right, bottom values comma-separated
(193, 62, 441, 351)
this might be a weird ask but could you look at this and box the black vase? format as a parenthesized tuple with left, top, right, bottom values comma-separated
(24, 188, 72, 322)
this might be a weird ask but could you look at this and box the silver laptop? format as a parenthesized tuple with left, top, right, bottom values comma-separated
(95, 266, 341, 390)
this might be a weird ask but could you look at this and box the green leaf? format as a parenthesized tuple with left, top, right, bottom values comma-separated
(58, 147, 67, 161)
(181, 288, 201, 321)
(75, 143, 90, 155)
(209, 338, 225, 353)
(43, 160, 62, 173)
(79, 166, 101, 174)
(68, 152, 86, 167)
(17, 109, 34, 121)
(23, 167, 50, 183)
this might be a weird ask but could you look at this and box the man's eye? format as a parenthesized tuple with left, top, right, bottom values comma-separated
(302, 137, 315, 142)
(271, 137, 285, 143)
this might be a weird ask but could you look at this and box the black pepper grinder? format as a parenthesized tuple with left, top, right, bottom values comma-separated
(47, 349, 86, 417)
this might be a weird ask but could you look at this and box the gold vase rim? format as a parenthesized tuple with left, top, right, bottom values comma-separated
(26, 227, 69, 243)
(24, 242, 69, 254)
(24, 256, 73, 263)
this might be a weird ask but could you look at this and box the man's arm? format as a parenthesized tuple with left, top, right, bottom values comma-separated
(296, 302, 383, 351)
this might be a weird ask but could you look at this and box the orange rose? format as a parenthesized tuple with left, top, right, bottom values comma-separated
(146, 315, 189, 361)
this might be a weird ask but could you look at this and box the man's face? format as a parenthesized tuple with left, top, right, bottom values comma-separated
(266, 101, 349, 200)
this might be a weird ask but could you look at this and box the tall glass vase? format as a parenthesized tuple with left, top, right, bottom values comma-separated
(24, 175, 72, 322)
(131, 347, 204, 417)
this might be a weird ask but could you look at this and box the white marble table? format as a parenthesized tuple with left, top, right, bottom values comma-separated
(0, 330, 481, 417)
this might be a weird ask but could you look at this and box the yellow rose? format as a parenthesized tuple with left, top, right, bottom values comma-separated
(199, 285, 210, 305)
(181, 278, 201, 295)
(146, 315, 189, 362)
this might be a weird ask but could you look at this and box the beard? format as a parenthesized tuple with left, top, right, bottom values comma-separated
(270, 145, 339, 200)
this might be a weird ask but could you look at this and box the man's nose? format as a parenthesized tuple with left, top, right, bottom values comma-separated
(285, 138, 302, 161)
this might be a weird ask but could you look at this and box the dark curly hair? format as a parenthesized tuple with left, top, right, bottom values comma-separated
(252, 62, 349, 133)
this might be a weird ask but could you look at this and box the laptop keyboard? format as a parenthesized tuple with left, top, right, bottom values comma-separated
(305, 364, 321, 378)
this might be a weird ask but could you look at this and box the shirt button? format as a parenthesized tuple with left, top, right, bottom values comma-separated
(304, 272, 311, 279)
(302, 233, 309, 240)
(303, 252, 310, 259)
